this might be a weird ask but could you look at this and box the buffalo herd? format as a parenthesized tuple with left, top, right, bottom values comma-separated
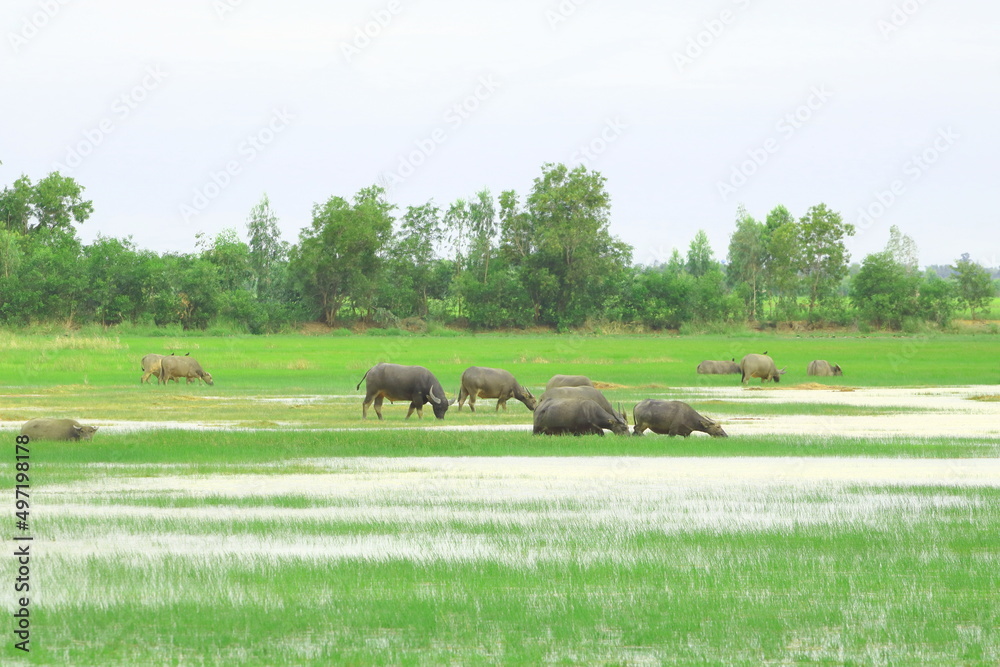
(20, 350, 844, 440)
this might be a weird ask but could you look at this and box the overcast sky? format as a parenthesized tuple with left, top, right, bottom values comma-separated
(3, 0, 998, 268)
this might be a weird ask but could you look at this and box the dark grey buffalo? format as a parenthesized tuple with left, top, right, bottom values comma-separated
(807, 360, 843, 377)
(357, 363, 449, 420)
(532, 398, 629, 436)
(544, 374, 594, 390)
(739, 354, 786, 385)
(20, 418, 98, 441)
(697, 359, 740, 374)
(159, 356, 214, 385)
(540, 385, 625, 423)
(632, 400, 727, 438)
(457, 366, 536, 412)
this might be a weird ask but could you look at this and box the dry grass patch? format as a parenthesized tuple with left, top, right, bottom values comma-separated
(287, 359, 314, 370)
(592, 381, 629, 390)
(969, 395, 1000, 402)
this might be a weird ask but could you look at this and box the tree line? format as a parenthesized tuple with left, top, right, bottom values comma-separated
(0, 163, 996, 333)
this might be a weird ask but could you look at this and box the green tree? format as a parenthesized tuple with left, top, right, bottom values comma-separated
(521, 163, 632, 327)
(918, 272, 957, 327)
(83, 236, 157, 325)
(0, 172, 93, 234)
(245, 194, 288, 301)
(383, 202, 443, 319)
(289, 186, 394, 325)
(850, 251, 919, 329)
(951, 255, 996, 319)
(685, 230, 716, 278)
(764, 220, 802, 319)
(798, 203, 854, 316)
(727, 206, 767, 320)
(886, 225, 919, 272)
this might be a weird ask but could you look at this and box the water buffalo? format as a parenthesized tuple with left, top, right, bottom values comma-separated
(357, 363, 449, 420)
(540, 385, 626, 423)
(632, 399, 727, 437)
(544, 374, 594, 390)
(159, 356, 214, 385)
(740, 354, 786, 385)
(140, 353, 182, 384)
(807, 360, 843, 377)
(140, 353, 165, 383)
(533, 398, 629, 436)
(457, 366, 536, 412)
(697, 359, 740, 374)
(20, 418, 98, 441)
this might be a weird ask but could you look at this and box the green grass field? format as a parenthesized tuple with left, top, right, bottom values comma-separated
(2, 331, 999, 665)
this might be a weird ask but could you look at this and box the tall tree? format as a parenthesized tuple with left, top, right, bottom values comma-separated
(0, 172, 93, 234)
(727, 206, 767, 320)
(798, 203, 855, 316)
(245, 194, 288, 300)
(289, 186, 394, 325)
(763, 220, 802, 318)
(885, 225, 919, 271)
(951, 255, 996, 319)
(850, 251, 919, 329)
(522, 163, 632, 327)
(685, 230, 716, 278)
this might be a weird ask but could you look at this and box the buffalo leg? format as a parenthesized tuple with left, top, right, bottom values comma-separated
(373, 395, 385, 420)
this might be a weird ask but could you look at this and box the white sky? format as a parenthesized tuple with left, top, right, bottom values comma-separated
(2, 0, 998, 268)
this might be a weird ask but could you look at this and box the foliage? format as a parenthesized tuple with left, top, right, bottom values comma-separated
(850, 251, 919, 329)
(289, 186, 394, 325)
(951, 255, 995, 319)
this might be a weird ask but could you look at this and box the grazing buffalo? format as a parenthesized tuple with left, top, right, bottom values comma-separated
(457, 367, 536, 412)
(697, 359, 740, 375)
(140, 353, 165, 384)
(632, 400, 727, 438)
(357, 363, 449, 420)
(540, 385, 626, 423)
(20, 418, 98, 441)
(807, 360, 843, 377)
(532, 398, 629, 436)
(159, 356, 214, 386)
(544, 374, 594, 390)
(740, 354, 786, 385)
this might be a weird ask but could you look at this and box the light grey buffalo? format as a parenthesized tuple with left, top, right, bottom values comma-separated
(159, 356, 214, 385)
(20, 418, 98, 441)
(697, 359, 740, 374)
(544, 374, 594, 390)
(357, 363, 450, 420)
(533, 398, 629, 436)
(540, 385, 626, 424)
(457, 366, 536, 412)
(739, 353, 786, 385)
(807, 360, 843, 377)
(632, 399, 727, 438)
(140, 353, 166, 384)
